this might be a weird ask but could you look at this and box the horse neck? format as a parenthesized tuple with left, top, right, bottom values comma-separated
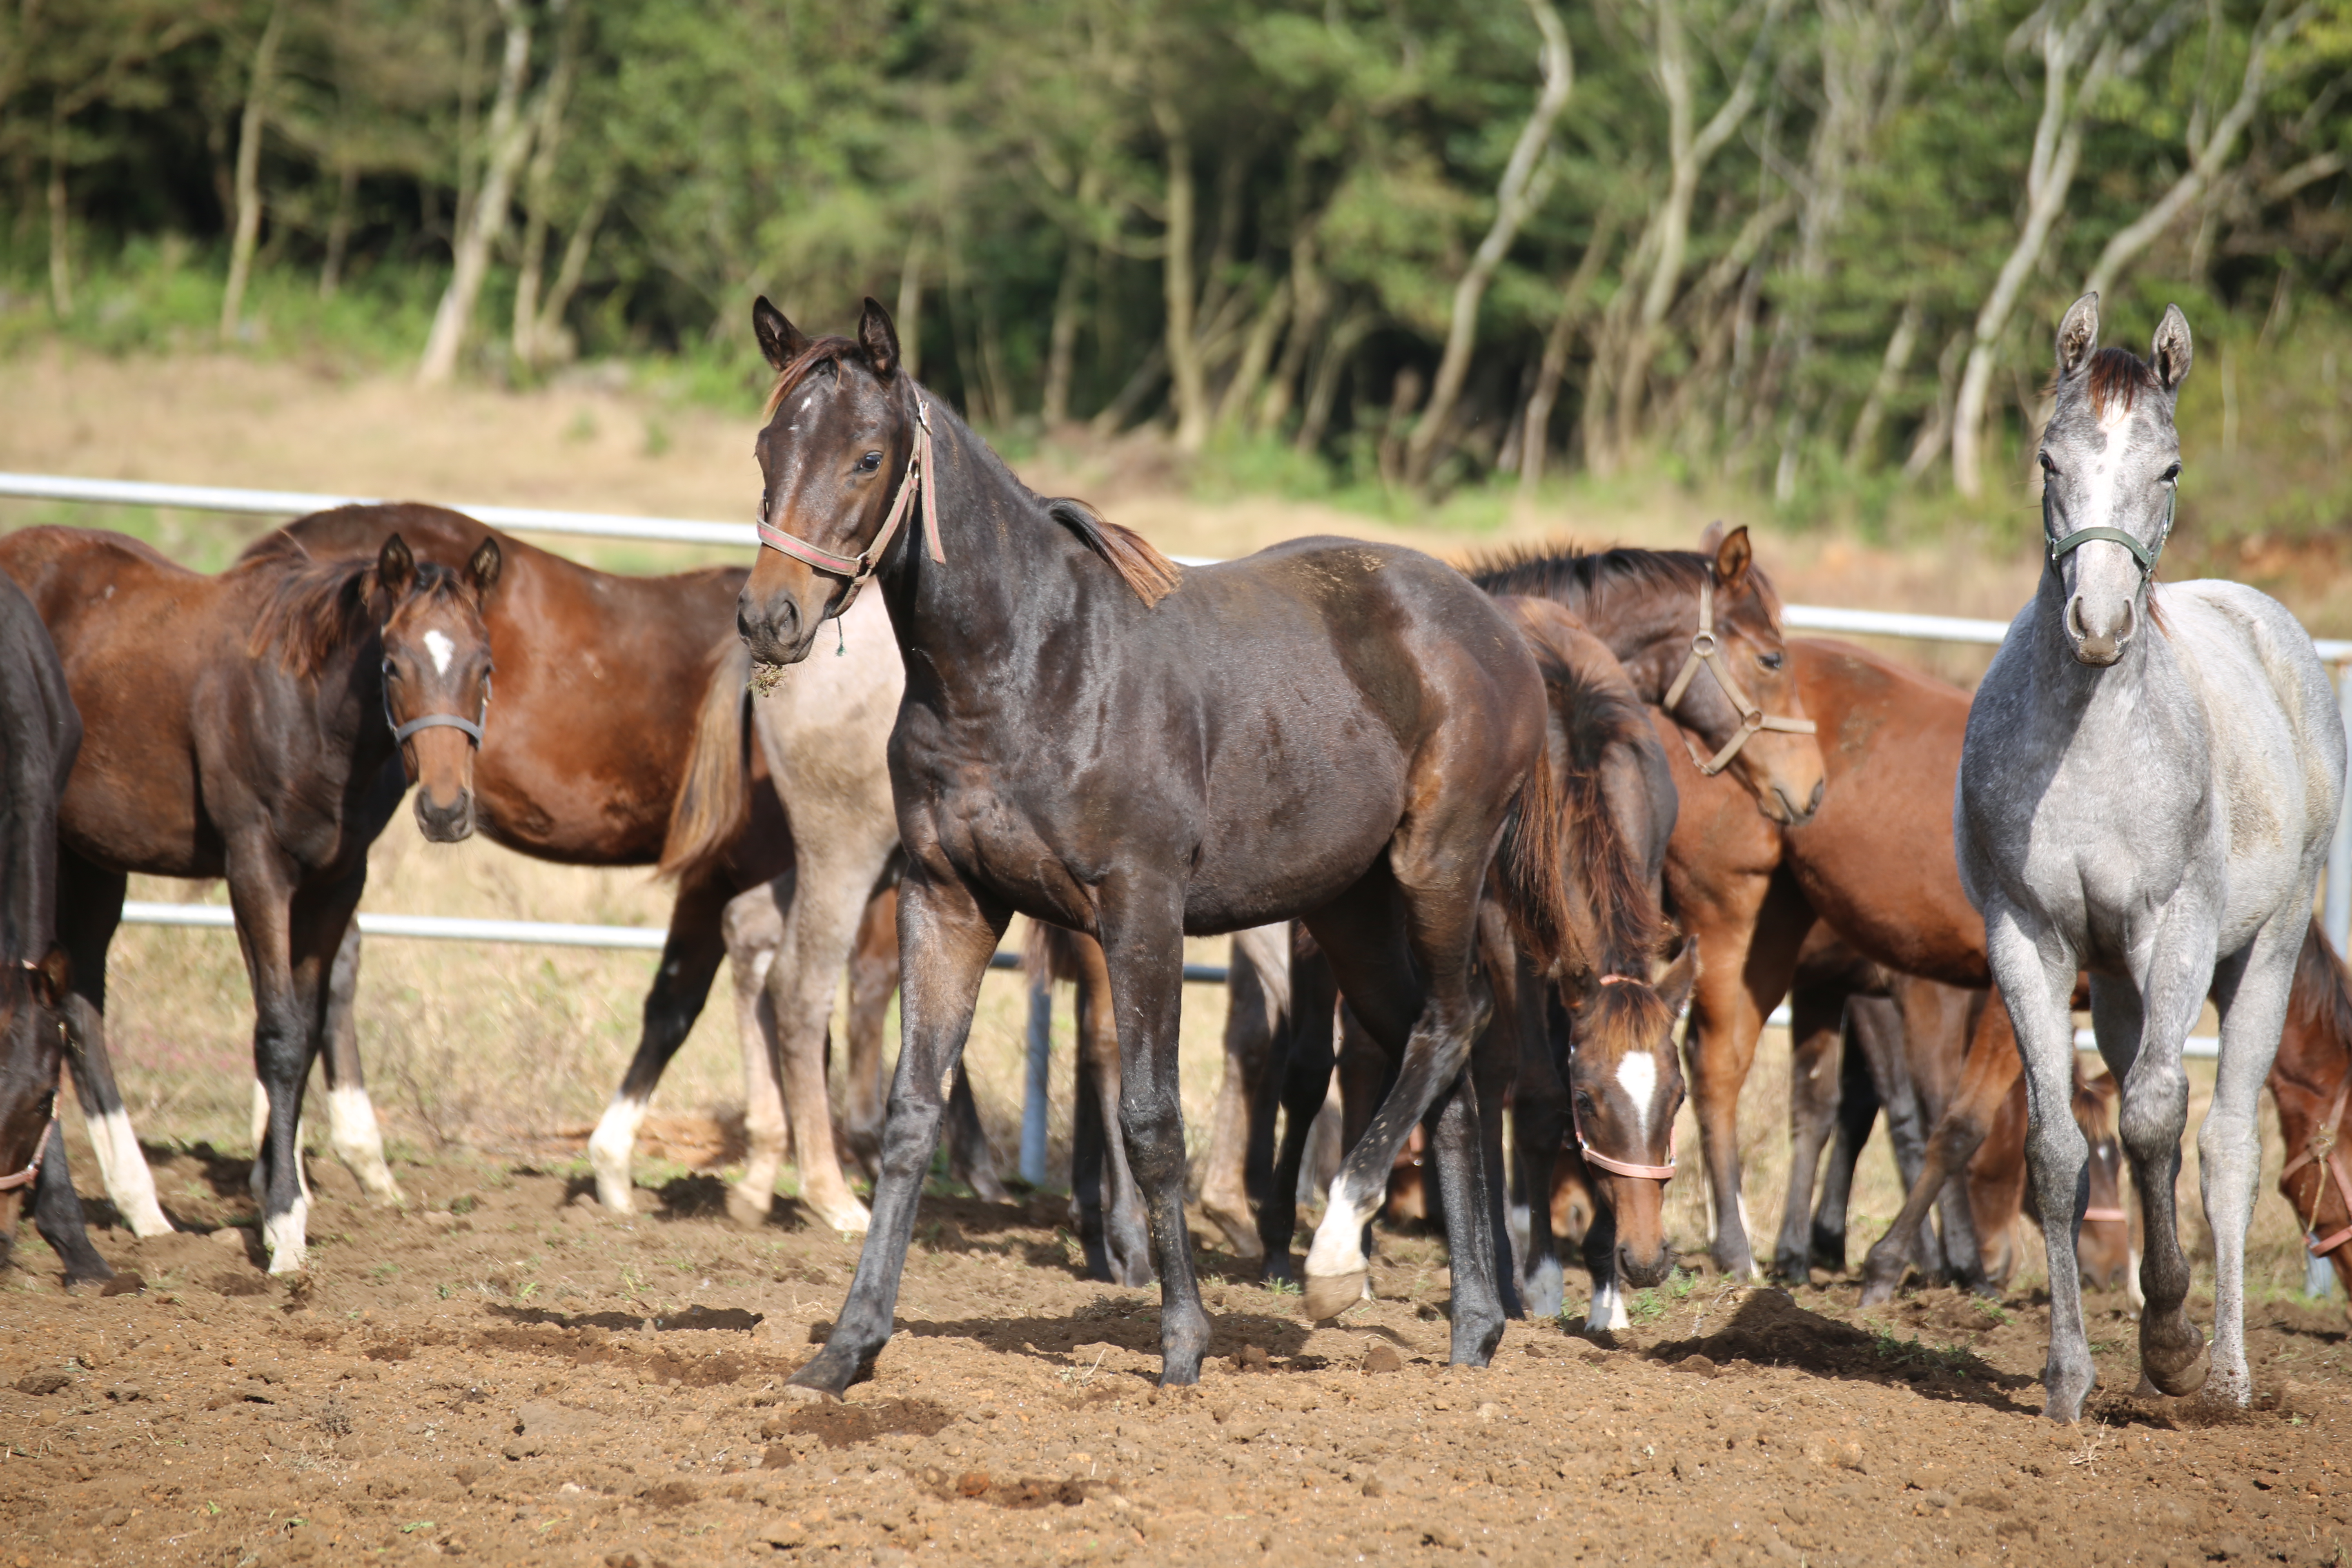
(2023, 566, 2192, 733)
(1547, 575, 1702, 705)
(237, 582, 398, 789)
(876, 403, 1107, 702)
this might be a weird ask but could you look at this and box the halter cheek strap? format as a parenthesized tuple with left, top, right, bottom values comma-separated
(1571, 974, 1678, 1182)
(756, 397, 944, 619)
(387, 674, 492, 748)
(1659, 570, 1816, 778)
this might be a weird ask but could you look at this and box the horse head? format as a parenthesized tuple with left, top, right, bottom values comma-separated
(2074, 1067, 2132, 1292)
(1682, 523, 1827, 827)
(738, 296, 925, 666)
(1565, 948, 1695, 1290)
(376, 532, 500, 843)
(0, 947, 70, 1239)
(2038, 292, 2192, 667)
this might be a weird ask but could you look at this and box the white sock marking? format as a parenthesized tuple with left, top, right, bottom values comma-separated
(1587, 1276, 1629, 1333)
(89, 1109, 174, 1237)
(589, 1095, 648, 1213)
(1305, 1176, 1372, 1278)
(263, 1196, 310, 1274)
(1615, 1052, 1659, 1143)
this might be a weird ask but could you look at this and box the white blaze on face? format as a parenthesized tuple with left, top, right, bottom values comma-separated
(1615, 1051, 1659, 1143)
(423, 629, 455, 676)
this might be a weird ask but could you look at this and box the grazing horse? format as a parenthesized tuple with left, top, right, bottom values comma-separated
(2274, 921, 2352, 1312)
(0, 566, 112, 1286)
(0, 525, 497, 1272)
(736, 298, 1571, 1389)
(1956, 295, 2343, 1419)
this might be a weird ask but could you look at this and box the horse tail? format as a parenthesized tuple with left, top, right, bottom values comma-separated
(658, 637, 754, 881)
(1023, 920, 1087, 984)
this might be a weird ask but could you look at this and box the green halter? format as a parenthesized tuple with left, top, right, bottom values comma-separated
(2045, 484, 2174, 578)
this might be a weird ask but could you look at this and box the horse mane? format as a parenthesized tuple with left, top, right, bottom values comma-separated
(1541, 648, 1667, 973)
(762, 334, 862, 420)
(1462, 543, 1733, 608)
(2287, 918, 2352, 1087)
(2080, 346, 2160, 417)
(237, 532, 382, 679)
(1047, 499, 1182, 607)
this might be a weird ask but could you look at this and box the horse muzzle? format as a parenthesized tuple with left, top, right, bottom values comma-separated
(736, 588, 820, 669)
(2065, 590, 2135, 667)
(413, 786, 476, 843)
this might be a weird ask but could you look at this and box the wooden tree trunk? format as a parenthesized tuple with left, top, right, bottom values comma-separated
(419, 0, 543, 387)
(220, 0, 285, 343)
(1155, 100, 1211, 452)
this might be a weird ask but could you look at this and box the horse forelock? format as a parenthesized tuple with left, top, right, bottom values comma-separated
(761, 335, 864, 422)
(1576, 981, 1678, 1087)
(2065, 345, 2162, 420)
(241, 538, 467, 680)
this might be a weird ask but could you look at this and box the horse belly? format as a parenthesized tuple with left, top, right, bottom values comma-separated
(1183, 766, 1407, 933)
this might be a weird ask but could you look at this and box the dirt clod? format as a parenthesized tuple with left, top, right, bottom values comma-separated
(1361, 1342, 1403, 1374)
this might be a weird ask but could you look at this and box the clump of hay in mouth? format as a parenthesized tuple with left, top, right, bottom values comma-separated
(748, 662, 790, 697)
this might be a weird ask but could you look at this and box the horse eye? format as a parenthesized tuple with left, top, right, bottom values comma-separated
(2038, 451, 2058, 474)
(1575, 1092, 1597, 1117)
(2160, 463, 2180, 484)
(1759, 651, 1784, 672)
(858, 451, 882, 472)
(381, 659, 398, 679)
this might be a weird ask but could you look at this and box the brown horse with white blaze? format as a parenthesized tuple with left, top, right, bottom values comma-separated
(0, 524, 495, 1272)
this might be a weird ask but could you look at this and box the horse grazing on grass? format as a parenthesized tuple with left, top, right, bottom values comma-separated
(0, 525, 497, 1273)
(0, 566, 115, 1287)
(736, 297, 1573, 1389)
(1957, 294, 2345, 1419)
(2274, 921, 2352, 1312)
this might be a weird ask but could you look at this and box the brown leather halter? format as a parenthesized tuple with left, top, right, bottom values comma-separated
(1659, 569, 1816, 777)
(1572, 973, 1677, 1182)
(2282, 1077, 2352, 1259)
(755, 395, 944, 618)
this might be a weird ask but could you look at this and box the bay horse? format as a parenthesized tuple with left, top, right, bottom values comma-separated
(2274, 920, 2352, 1314)
(737, 297, 1573, 1389)
(0, 524, 497, 1272)
(1957, 295, 2342, 1418)
(275, 506, 999, 1233)
(0, 564, 114, 1287)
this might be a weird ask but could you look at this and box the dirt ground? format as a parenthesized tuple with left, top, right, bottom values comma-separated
(6, 1145, 2350, 1568)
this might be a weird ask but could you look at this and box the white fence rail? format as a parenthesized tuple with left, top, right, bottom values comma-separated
(7, 468, 2346, 982)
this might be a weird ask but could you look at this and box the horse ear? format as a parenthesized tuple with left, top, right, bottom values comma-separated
(858, 297, 901, 381)
(1697, 520, 1725, 553)
(2150, 303, 2193, 393)
(753, 296, 808, 372)
(466, 536, 503, 602)
(2056, 292, 2099, 381)
(29, 945, 70, 1008)
(376, 533, 417, 602)
(1654, 943, 1697, 1017)
(1711, 524, 1752, 592)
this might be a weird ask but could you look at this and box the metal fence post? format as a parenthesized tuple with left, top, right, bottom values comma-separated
(1020, 967, 1054, 1186)
(2329, 662, 2352, 959)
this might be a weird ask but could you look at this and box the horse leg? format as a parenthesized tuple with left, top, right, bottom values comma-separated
(1859, 998, 2019, 1305)
(589, 864, 735, 1213)
(1258, 950, 1337, 1283)
(1200, 927, 1283, 1263)
(789, 867, 1008, 1398)
(316, 924, 402, 1205)
(1302, 855, 1500, 1364)
(719, 877, 817, 1231)
(1771, 978, 1846, 1283)
(2197, 915, 2301, 1406)
(840, 879, 899, 1183)
(1514, 987, 1570, 1320)
(1686, 875, 1812, 1280)
(1068, 933, 1152, 1285)
(1070, 1007, 1113, 1279)
(30, 1127, 116, 1286)
(53, 853, 170, 1238)
(1811, 1001, 1884, 1274)
(1469, 909, 1527, 1321)
(1983, 906, 2107, 1423)
(243, 860, 362, 1274)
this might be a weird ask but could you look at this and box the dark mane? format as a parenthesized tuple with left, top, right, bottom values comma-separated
(2079, 345, 2160, 417)
(763, 334, 862, 420)
(236, 530, 457, 679)
(1047, 499, 1182, 607)
(1542, 649, 1666, 973)
(2287, 918, 2352, 1087)
(1463, 543, 1725, 608)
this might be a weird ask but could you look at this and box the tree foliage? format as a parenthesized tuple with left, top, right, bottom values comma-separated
(7, 0, 2348, 497)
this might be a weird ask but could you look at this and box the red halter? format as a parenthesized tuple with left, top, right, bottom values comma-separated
(755, 396, 945, 618)
(1572, 975, 1677, 1182)
(2282, 1078, 2352, 1260)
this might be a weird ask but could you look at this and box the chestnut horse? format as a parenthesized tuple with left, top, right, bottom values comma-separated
(0, 525, 495, 1271)
(0, 564, 112, 1286)
(738, 298, 1573, 1388)
(2275, 922, 2352, 1311)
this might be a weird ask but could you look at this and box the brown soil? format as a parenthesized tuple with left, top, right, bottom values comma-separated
(8, 1153, 2350, 1568)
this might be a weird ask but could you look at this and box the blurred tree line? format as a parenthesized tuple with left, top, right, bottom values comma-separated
(5, 0, 2348, 499)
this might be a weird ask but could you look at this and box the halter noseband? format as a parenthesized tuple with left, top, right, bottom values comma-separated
(1659, 569, 1817, 777)
(755, 395, 945, 618)
(1571, 974, 1677, 1182)
(2282, 1077, 2352, 1261)
(2045, 484, 2173, 579)
(0, 961, 68, 1196)
(388, 674, 491, 749)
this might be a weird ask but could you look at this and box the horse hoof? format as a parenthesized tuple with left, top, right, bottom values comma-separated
(1302, 1270, 1366, 1323)
(813, 1199, 872, 1235)
(777, 1382, 838, 1406)
(725, 1187, 775, 1231)
(2142, 1341, 2211, 1397)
